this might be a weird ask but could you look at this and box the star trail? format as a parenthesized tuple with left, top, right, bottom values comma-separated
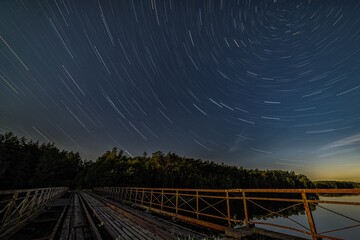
(1, 0, 360, 181)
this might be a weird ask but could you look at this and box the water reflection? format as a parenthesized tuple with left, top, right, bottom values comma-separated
(257, 195, 360, 239)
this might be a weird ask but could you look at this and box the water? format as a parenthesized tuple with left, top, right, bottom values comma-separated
(256, 195, 360, 239)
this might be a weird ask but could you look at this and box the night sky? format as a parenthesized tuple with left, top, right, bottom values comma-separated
(1, 0, 360, 181)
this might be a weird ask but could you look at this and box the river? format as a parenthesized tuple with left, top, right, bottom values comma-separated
(257, 195, 360, 239)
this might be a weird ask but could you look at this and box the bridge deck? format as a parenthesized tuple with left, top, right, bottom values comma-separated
(1, 190, 208, 240)
(82, 192, 159, 240)
(2, 187, 360, 239)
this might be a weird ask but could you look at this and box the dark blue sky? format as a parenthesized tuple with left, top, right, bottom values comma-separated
(1, 0, 360, 181)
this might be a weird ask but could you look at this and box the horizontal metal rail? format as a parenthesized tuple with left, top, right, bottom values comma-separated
(94, 187, 360, 240)
(0, 187, 68, 238)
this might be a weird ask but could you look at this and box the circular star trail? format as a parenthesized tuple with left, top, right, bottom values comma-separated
(1, 0, 360, 180)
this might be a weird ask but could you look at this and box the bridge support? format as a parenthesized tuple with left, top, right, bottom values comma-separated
(301, 191, 320, 240)
(242, 191, 249, 227)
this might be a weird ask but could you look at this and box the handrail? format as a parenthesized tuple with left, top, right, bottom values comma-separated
(0, 187, 68, 238)
(94, 187, 360, 240)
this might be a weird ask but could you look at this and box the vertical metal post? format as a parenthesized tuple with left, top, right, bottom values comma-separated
(36, 190, 43, 208)
(46, 189, 51, 203)
(196, 190, 199, 220)
(226, 191, 231, 227)
(28, 190, 36, 210)
(115, 188, 119, 199)
(141, 189, 145, 205)
(3, 192, 19, 223)
(135, 189, 138, 204)
(37, 189, 44, 207)
(161, 190, 164, 211)
(242, 191, 249, 227)
(301, 192, 318, 240)
(18, 191, 31, 221)
(150, 189, 153, 208)
(130, 188, 133, 202)
(175, 190, 179, 216)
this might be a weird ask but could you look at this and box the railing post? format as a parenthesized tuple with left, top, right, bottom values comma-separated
(196, 190, 199, 220)
(135, 189, 138, 204)
(150, 189, 153, 208)
(175, 190, 179, 216)
(301, 191, 319, 240)
(35, 190, 42, 209)
(242, 191, 249, 227)
(226, 191, 231, 227)
(28, 190, 37, 211)
(141, 189, 145, 205)
(18, 191, 31, 221)
(130, 188, 133, 202)
(161, 190, 164, 211)
(2, 192, 19, 224)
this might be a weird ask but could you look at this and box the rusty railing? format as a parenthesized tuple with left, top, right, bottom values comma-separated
(94, 187, 360, 240)
(0, 187, 68, 238)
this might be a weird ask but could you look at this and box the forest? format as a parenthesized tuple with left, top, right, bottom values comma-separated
(313, 180, 360, 189)
(0, 132, 356, 191)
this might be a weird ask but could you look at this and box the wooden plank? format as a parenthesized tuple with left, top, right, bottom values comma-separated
(93, 191, 208, 239)
(78, 192, 103, 240)
(103, 208, 153, 240)
(96, 209, 132, 240)
(84, 192, 159, 240)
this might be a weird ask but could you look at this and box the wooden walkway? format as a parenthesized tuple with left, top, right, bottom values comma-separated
(82, 191, 207, 239)
(82, 192, 160, 239)
(59, 192, 93, 240)
(1, 189, 207, 240)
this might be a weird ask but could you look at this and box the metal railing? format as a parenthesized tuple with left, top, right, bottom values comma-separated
(0, 187, 68, 238)
(95, 187, 360, 240)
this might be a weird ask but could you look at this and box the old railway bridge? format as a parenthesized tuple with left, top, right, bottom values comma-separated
(1, 187, 359, 240)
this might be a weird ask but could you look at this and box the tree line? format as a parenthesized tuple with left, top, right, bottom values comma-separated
(314, 181, 360, 189)
(0, 132, 81, 189)
(0, 132, 353, 191)
(82, 148, 315, 190)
